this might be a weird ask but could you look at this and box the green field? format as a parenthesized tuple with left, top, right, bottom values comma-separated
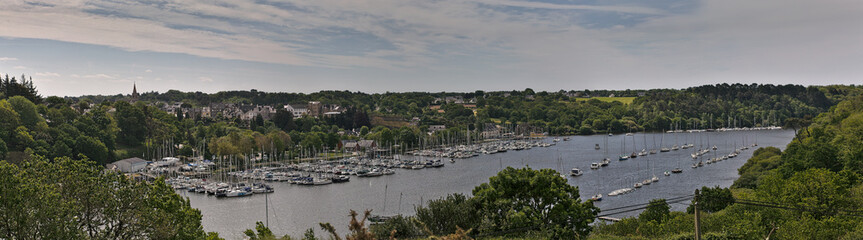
(574, 97, 636, 104)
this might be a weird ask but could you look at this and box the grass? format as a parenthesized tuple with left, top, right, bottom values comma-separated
(574, 97, 636, 104)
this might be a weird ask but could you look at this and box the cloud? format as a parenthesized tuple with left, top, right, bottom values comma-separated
(0, 57, 18, 61)
(13, 66, 27, 69)
(471, 0, 664, 15)
(70, 73, 114, 79)
(145, 69, 152, 73)
(1, 0, 861, 94)
(198, 77, 213, 82)
(35, 72, 61, 77)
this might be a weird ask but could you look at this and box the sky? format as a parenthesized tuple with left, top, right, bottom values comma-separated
(0, 0, 861, 97)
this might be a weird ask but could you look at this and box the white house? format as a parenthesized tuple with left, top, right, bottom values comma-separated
(106, 157, 149, 173)
(285, 104, 308, 118)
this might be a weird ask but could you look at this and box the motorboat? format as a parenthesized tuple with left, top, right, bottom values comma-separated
(591, 194, 603, 201)
(590, 163, 600, 169)
(570, 168, 583, 176)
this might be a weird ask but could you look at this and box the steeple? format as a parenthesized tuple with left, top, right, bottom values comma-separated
(132, 82, 139, 100)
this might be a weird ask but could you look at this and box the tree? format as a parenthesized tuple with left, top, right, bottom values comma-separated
(74, 135, 109, 165)
(687, 186, 733, 214)
(114, 101, 147, 146)
(414, 193, 480, 235)
(272, 109, 296, 131)
(0, 100, 21, 141)
(472, 167, 599, 239)
(7, 96, 44, 131)
(639, 199, 670, 223)
(0, 156, 211, 239)
(0, 138, 6, 159)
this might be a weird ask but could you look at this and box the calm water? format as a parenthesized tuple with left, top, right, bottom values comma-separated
(181, 130, 794, 239)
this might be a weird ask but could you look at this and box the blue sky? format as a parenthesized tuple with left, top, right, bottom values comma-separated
(0, 0, 861, 97)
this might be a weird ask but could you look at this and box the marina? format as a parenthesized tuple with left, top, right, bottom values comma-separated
(176, 129, 794, 238)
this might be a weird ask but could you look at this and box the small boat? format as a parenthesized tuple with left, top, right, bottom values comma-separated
(590, 163, 600, 169)
(671, 168, 682, 173)
(660, 148, 670, 152)
(570, 168, 583, 176)
(601, 158, 610, 167)
(449, 158, 455, 163)
(664, 171, 671, 176)
(608, 133, 613, 136)
(553, 138, 561, 142)
(630, 152, 638, 159)
(626, 133, 634, 136)
(595, 144, 600, 150)
(591, 194, 603, 201)
(649, 149, 657, 154)
(712, 145, 718, 150)
(642, 179, 652, 185)
(563, 137, 570, 141)
(634, 182, 643, 188)
(332, 175, 350, 183)
(651, 176, 659, 182)
(619, 155, 629, 161)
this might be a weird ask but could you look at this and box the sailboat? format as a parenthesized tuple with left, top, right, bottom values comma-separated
(601, 135, 611, 167)
(619, 134, 629, 160)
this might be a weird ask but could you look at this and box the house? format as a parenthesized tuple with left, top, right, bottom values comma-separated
(357, 140, 377, 150)
(339, 140, 359, 152)
(106, 157, 149, 173)
(285, 103, 308, 118)
(308, 101, 323, 117)
(429, 125, 446, 133)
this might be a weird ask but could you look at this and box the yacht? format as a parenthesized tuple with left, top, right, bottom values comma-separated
(591, 194, 603, 201)
(590, 162, 600, 169)
(570, 168, 583, 176)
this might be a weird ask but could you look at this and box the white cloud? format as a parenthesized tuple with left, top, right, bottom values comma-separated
(0, 57, 18, 61)
(35, 72, 61, 77)
(1, 0, 861, 94)
(198, 77, 213, 82)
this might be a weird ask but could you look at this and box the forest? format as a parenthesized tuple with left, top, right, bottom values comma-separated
(1, 73, 862, 168)
(3, 73, 863, 239)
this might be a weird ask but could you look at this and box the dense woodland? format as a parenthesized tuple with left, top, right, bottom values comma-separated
(2, 73, 863, 239)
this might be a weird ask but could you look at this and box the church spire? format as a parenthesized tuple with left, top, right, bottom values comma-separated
(132, 82, 139, 100)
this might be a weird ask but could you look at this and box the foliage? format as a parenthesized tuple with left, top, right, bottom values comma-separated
(686, 186, 733, 214)
(639, 199, 670, 223)
(0, 155, 210, 239)
(320, 209, 375, 240)
(369, 215, 420, 239)
(415, 193, 481, 236)
(472, 167, 599, 239)
(595, 94, 863, 239)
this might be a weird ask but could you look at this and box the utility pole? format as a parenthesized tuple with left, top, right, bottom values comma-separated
(694, 189, 701, 240)
(265, 193, 269, 228)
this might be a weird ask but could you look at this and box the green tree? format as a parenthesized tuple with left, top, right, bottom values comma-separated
(472, 167, 599, 239)
(7, 96, 44, 131)
(74, 135, 109, 165)
(414, 193, 480, 235)
(688, 186, 733, 214)
(639, 199, 670, 223)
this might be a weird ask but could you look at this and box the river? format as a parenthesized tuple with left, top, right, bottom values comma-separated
(180, 129, 794, 239)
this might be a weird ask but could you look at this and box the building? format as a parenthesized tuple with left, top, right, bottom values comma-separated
(285, 103, 308, 118)
(131, 82, 139, 101)
(106, 157, 149, 173)
(308, 101, 323, 117)
(429, 125, 447, 133)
